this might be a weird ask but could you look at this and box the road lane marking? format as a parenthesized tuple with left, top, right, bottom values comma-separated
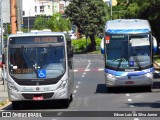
(85, 69, 90, 71)
(82, 75, 85, 77)
(57, 112, 63, 116)
(128, 99, 132, 102)
(130, 105, 134, 108)
(126, 94, 130, 96)
(73, 90, 77, 94)
(76, 86, 79, 89)
(83, 72, 86, 75)
(98, 68, 104, 71)
(78, 82, 81, 84)
(74, 70, 78, 72)
(134, 118, 139, 120)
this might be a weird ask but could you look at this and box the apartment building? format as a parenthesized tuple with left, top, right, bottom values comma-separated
(22, 0, 71, 17)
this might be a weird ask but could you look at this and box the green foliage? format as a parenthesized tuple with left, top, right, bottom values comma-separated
(65, 0, 108, 50)
(72, 37, 101, 53)
(48, 13, 71, 32)
(33, 13, 71, 32)
(34, 16, 48, 30)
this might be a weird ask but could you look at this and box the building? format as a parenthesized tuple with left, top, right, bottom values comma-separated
(22, 0, 71, 17)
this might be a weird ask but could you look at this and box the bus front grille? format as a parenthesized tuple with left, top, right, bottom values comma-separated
(22, 93, 54, 99)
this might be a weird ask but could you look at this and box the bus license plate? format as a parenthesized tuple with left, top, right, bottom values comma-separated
(33, 96, 44, 100)
(125, 81, 134, 84)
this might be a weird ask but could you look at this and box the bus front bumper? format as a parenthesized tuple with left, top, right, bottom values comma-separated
(105, 73, 153, 87)
(8, 83, 70, 102)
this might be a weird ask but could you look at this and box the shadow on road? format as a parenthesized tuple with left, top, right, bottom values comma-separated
(10, 100, 71, 110)
(95, 84, 156, 94)
(127, 101, 160, 108)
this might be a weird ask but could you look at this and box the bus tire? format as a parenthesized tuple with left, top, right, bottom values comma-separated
(12, 101, 20, 110)
(70, 94, 73, 102)
(144, 86, 152, 92)
(106, 87, 112, 93)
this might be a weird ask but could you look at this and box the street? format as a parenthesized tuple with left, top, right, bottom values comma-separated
(1, 54, 160, 120)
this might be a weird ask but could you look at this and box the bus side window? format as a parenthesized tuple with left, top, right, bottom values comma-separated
(67, 41, 73, 69)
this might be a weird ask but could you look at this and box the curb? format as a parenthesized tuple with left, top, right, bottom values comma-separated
(0, 99, 12, 110)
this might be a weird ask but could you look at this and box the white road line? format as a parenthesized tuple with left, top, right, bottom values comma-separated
(76, 86, 79, 89)
(83, 72, 86, 75)
(128, 99, 132, 102)
(82, 75, 85, 77)
(130, 105, 134, 108)
(78, 82, 81, 84)
(73, 95, 75, 98)
(98, 68, 104, 71)
(57, 112, 63, 116)
(134, 118, 139, 120)
(85, 69, 90, 71)
(73, 90, 77, 94)
(126, 94, 130, 96)
(74, 70, 78, 72)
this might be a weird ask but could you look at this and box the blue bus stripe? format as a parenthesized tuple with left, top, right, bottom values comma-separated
(105, 68, 154, 76)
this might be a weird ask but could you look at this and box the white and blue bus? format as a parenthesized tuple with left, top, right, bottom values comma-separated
(5, 31, 74, 109)
(101, 19, 157, 91)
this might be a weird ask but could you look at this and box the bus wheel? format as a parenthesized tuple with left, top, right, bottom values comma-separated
(144, 86, 152, 92)
(12, 101, 20, 110)
(70, 94, 73, 102)
(106, 87, 114, 93)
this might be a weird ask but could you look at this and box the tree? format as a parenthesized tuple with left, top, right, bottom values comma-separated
(48, 13, 71, 32)
(34, 16, 48, 30)
(65, 0, 108, 50)
(34, 13, 71, 32)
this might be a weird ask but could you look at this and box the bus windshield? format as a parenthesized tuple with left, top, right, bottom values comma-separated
(9, 36, 66, 79)
(106, 34, 151, 70)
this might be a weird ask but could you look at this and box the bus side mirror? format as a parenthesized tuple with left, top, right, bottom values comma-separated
(101, 38, 104, 54)
(69, 48, 74, 57)
(152, 36, 158, 54)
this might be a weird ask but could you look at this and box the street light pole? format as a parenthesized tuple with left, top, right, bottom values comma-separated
(0, 0, 3, 54)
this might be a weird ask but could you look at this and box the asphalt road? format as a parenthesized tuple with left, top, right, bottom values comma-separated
(1, 54, 160, 120)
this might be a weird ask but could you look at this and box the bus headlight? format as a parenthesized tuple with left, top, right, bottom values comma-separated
(106, 73, 116, 79)
(57, 80, 67, 90)
(8, 82, 19, 92)
(145, 73, 153, 78)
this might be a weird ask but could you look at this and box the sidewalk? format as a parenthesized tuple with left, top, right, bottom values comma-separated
(0, 77, 10, 109)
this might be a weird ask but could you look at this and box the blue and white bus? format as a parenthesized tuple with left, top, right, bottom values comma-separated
(101, 19, 157, 91)
(6, 30, 74, 109)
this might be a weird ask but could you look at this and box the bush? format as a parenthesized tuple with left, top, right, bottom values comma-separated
(72, 37, 101, 53)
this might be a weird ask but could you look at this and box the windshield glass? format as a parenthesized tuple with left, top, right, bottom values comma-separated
(106, 34, 151, 70)
(9, 36, 66, 79)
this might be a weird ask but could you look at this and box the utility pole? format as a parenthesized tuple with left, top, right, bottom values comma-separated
(16, 0, 21, 31)
(11, 0, 17, 34)
(110, 0, 112, 20)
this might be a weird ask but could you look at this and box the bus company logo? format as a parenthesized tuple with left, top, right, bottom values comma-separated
(36, 87, 40, 91)
(2, 112, 12, 117)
